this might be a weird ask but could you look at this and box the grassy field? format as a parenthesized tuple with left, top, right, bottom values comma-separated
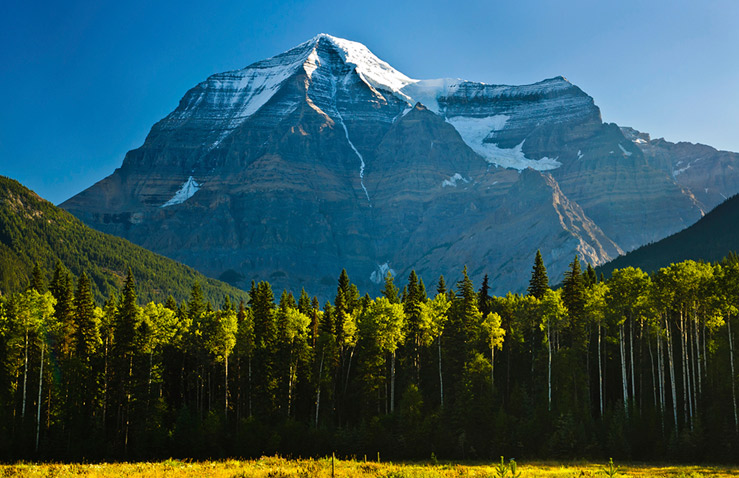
(1, 457, 738, 477)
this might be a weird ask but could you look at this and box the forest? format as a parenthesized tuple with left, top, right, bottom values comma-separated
(1, 252, 739, 463)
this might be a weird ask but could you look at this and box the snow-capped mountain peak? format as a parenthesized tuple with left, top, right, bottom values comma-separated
(310, 34, 416, 97)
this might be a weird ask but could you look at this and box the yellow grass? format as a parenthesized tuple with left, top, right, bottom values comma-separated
(1, 457, 738, 477)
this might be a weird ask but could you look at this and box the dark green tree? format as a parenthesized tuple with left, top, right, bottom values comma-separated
(527, 249, 549, 299)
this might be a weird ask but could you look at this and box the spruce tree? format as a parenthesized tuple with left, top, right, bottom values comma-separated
(527, 250, 549, 299)
(436, 275, 447, 296)
(73, 272, 99, 360)
(561, 256, 586, 348)
(187, 282, 205, 322)
(478, 274, 492, 318)
(585, 263, 597, 287)
(298, 288, 311, 315)
(251, 281, 277, 415)
(382, 271, 400, 304)
(29, 262, 46, 293)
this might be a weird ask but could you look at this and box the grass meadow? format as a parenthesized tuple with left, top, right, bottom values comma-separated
(1, 457, 739, 478)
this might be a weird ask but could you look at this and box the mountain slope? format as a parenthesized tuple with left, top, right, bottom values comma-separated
(61, 34, 739, 297)
(0, 176, 249, 304)
(598, 193, 739, 276)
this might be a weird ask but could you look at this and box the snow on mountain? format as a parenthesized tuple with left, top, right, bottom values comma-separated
(162, 35, 582, 171)
(446, 116, 561, 171)
(161, 176, 200, 207)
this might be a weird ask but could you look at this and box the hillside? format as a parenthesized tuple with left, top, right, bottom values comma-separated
(0, 175, 249, 304)
(598, 193, 739, 276)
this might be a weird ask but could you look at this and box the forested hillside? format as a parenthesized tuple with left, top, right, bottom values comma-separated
(0, 176, 248, 304)
(599, 193, 739, 276)
(2, 252, 738, 462)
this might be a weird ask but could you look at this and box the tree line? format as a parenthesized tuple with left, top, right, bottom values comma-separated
(1, 252, 739, 462)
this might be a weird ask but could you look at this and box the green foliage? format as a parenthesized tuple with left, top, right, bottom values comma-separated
(600, 458, 621, 477)
(2, 235, 739, 463)
(528, 249, 550, 299)
(494, 456, 509, 478)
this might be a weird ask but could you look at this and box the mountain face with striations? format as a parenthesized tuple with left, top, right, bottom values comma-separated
(61, 34, 739, 297)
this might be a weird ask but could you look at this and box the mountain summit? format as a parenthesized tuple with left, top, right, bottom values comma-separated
(61, 35, 739, 296)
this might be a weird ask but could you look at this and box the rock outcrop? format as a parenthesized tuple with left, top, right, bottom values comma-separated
(61, 34, 739, 297)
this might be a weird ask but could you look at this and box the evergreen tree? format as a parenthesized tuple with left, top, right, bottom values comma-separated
(187, 282, 205, 322)
(73, 272, 99, 360)
(29, 262, 46, 293)
(251, 281, 277, 416)
(478, 274, 492, 318)
(527, 249, 549, 299)
(382, 271, 400, 304)
(561, 256, 586, 347)
(585, 263, 597, 287)
(437, 275, 447, 295)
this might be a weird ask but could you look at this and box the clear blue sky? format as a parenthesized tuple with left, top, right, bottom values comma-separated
(2, 0, 737, 204)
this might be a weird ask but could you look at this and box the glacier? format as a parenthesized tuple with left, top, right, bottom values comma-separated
(161, 176, 200, 207)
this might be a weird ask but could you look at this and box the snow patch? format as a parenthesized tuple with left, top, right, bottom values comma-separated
(401, 78, 462, 113)
(446, 116, 561, 171)
(618, 144, 632, 157)
(317, 34, 415, 101)
(161, 176, 200, 208)
(634, 138, 647, 144)
(370, 262, 396, 284)
(673, 163, 692, 177)
(442, 173, 469, 188)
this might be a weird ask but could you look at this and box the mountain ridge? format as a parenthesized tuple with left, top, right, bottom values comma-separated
(0, 175, 249, 304)
(61, 34, 739, 298)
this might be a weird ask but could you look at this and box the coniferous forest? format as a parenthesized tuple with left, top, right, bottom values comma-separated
(2, 253, 739, 463)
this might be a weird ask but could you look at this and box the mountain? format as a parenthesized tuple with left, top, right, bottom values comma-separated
(0, 176, 249, 304)
(61, 34, 739, 297)
(598, 193, 739, 276)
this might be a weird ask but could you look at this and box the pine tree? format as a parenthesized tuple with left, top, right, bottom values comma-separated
(251, 281, 277, 416)
(527, 250, 549, 299)
(113, 268, 140, 453)
(187, 282, 205, 322)
(50, 262, 75, 358)
(585, 263, 597, 287)
(73, 272, 99, 360)
(382, 272, 400, 304)
(437, 275, 447, 295)
(29, 262, 46, 293)
(478, 274, 492, 318)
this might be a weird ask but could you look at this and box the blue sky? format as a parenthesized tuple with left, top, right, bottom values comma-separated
(2, 0, 738, 204)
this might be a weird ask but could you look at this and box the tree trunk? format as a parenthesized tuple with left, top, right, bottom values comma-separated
(225, 354, 229, 419)
(248, 357, 253, 418)
(343, 348, 355, 397)
(491, 346, 495, 393)
(125, 354, 132, 456)
(630, 317, 636, 410)
(548, 322, 552, 411)
(598, 323, 603, 417)
(666, 316, 679, 432)
(315, 351, 324, 428)
(620, 323, 628, 418)
(438, 337, 444, 408)
(728, 314, 738, 434)
(390, 351, 396, 414)
(22, 326, 29, 420)
(35, 341, 44, 452)
(648, 334, 657, 411)
(103, 338, 108, 425)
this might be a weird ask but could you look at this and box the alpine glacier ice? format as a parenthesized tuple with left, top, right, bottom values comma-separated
(161, 176, 200, 207)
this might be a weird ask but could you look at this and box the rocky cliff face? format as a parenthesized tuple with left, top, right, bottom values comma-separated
(61, 34, 739, 297)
